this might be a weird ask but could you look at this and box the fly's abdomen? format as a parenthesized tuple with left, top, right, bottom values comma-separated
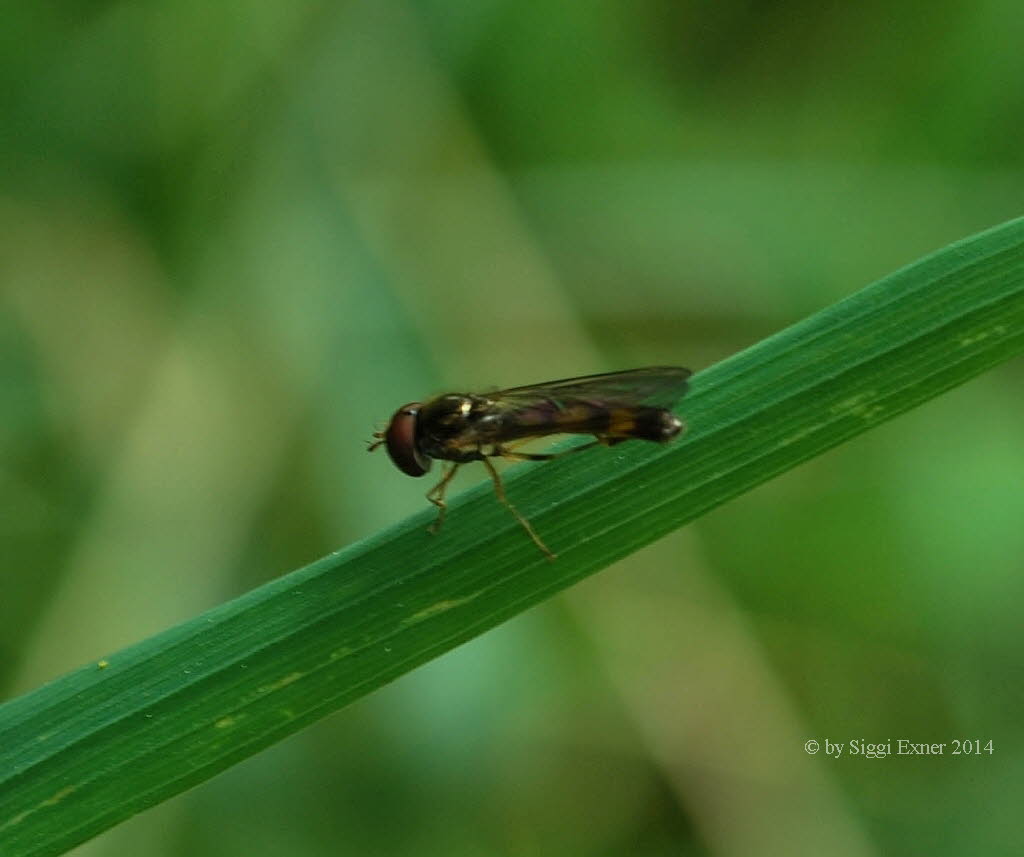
(490, 401, 683, 444)
(605, 406, 683, 442)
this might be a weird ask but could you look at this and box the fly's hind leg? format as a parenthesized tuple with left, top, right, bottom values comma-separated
(426, 463, 460, 534)
(491, 438, 602, 463)
(481, 457, 556, 561)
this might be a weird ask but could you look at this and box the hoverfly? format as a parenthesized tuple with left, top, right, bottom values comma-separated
(368, 366, 692, 559)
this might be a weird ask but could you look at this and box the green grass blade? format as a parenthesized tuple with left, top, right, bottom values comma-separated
(3, 216, 1024, 856)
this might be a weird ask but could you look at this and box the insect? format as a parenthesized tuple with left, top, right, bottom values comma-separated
(368, 366, 692, 559)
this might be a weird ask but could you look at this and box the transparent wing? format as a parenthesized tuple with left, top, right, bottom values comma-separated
(491, 366, 691, 410)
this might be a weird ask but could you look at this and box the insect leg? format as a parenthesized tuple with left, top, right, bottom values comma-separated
(481, 457, 556, 560)
(426, 463, 460, 533)
(492, 439, 602, 462)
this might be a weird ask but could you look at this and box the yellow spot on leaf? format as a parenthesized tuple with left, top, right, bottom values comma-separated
(258, 672, 303, 694)
(831, 393, 884, 421)
(405, 594, 481, 625)
(959, 324, 1006, 347)
(0, 786, 77, 832)
(43, 786, 76, 807)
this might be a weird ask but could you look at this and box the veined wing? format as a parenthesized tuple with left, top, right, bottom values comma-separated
(490, 366, 691, 410)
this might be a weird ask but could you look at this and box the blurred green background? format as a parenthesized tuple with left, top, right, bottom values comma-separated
(3, 1, 1024, 855)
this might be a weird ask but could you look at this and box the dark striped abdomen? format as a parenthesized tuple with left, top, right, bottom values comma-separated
(605, 406, 684, 442)
(491, 401, 683, 444)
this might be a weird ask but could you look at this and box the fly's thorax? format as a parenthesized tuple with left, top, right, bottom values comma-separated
(416, 393, 484, 456)
(418, 394, 473, 434)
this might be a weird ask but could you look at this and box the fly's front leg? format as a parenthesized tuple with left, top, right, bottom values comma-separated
(426, 463, 460, 534)
(481, 457, 556, 560)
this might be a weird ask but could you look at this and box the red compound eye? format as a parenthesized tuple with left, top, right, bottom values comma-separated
(384, 403, 432, 477)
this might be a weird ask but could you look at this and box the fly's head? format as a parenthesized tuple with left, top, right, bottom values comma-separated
(367, 402, 432, 477)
